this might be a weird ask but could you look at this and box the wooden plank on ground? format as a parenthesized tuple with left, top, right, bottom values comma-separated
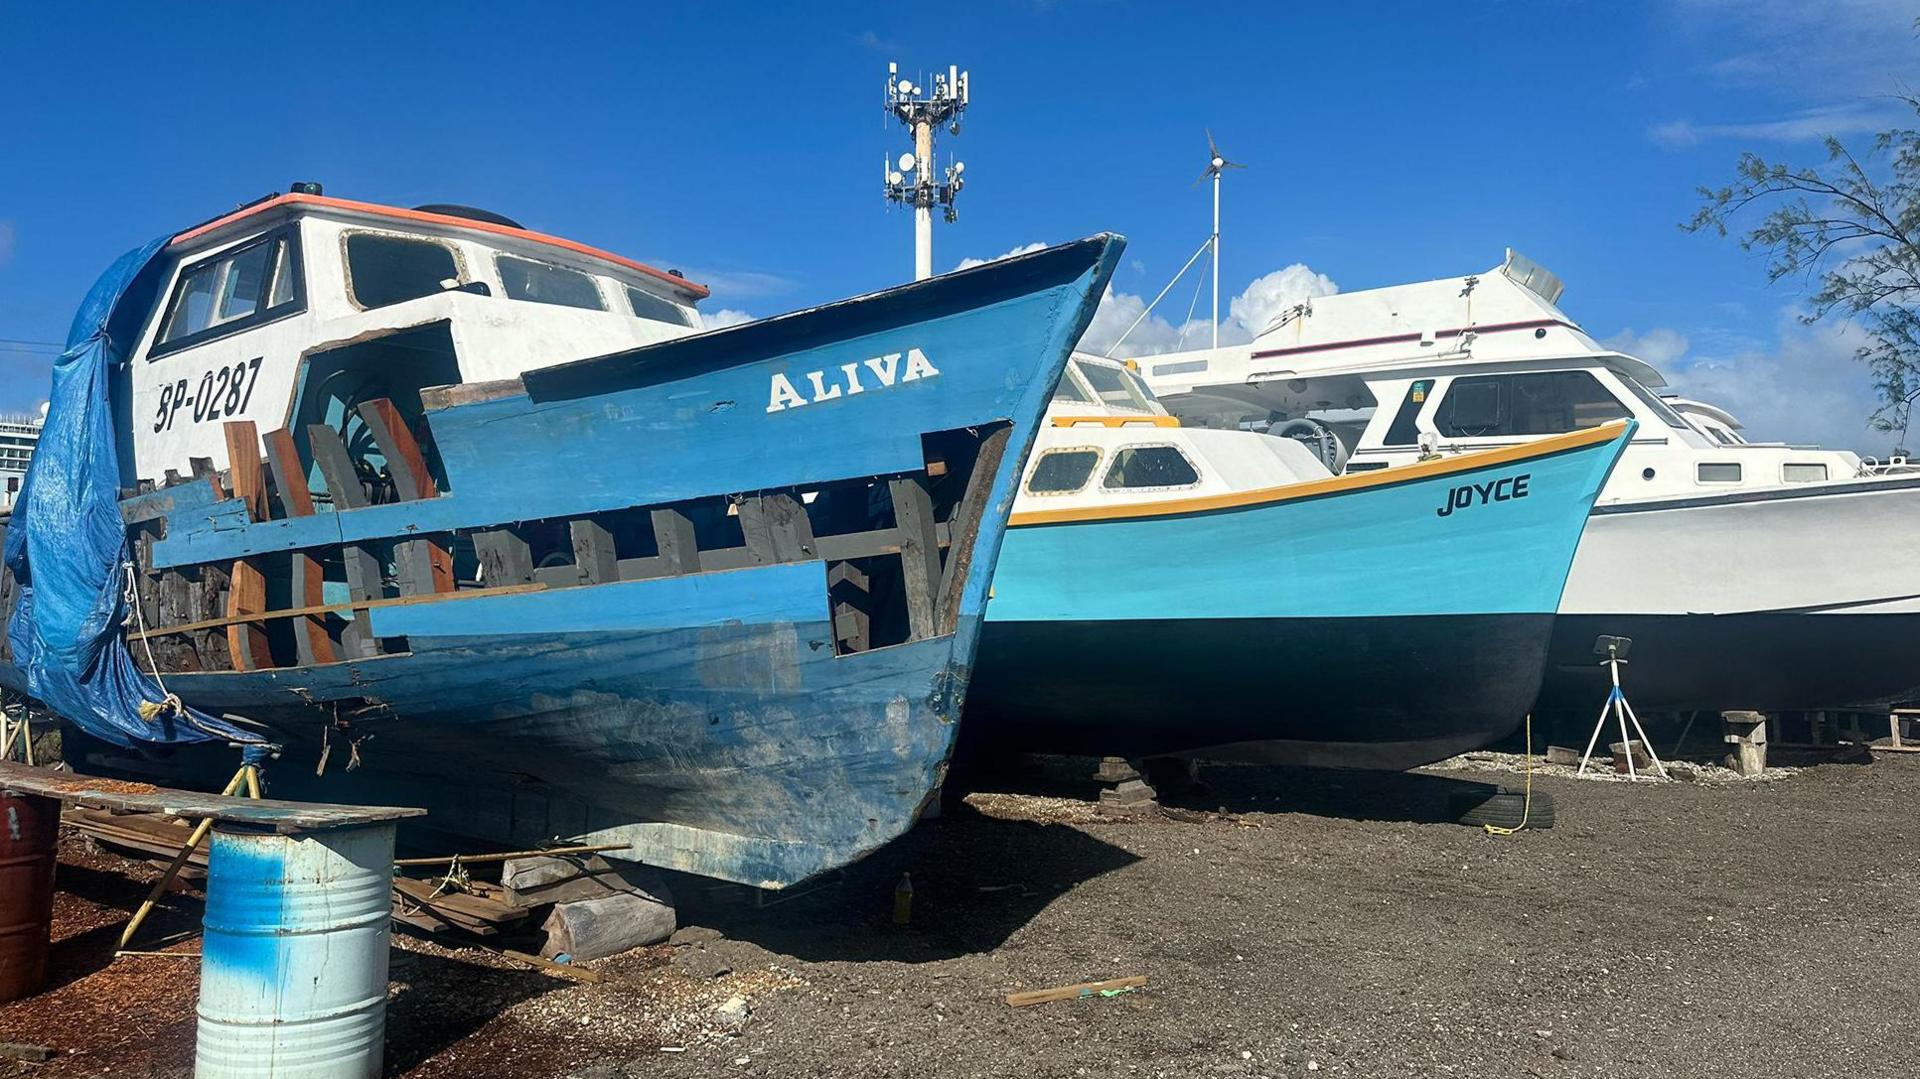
(1005, 975, 1148, 1008)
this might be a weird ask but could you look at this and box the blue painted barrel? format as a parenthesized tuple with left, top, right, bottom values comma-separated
(195, 822, 396, 1078)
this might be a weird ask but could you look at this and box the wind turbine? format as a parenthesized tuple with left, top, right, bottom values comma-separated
(1196, 130, 1245, 349)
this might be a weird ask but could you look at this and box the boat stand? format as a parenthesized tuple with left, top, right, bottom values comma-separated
(1576, 636, 1670, 780)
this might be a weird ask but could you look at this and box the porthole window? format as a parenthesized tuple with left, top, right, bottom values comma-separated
(1026, 449, 1100, 494)
(1103, 445, 1201, 489)
(1697, 462, 1742, 484)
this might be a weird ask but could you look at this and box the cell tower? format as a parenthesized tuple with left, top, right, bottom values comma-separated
(883, 62, 969, 281)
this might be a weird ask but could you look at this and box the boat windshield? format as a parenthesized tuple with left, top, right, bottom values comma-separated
(1077, 361, 1153, 412)
(1619, 377, 1690, 429)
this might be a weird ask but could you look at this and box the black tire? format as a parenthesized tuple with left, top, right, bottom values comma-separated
(1449, 786, 1555, 829)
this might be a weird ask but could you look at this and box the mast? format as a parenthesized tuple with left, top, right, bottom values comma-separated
(1200, 131, 1244, 348)
(884, 63, 970, 281)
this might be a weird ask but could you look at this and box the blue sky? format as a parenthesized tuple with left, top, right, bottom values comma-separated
(1, 1, 1914, 449)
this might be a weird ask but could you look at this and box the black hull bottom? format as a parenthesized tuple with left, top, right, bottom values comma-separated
(1540, 613, 1920, 714)
(965, 614, 1553, 772)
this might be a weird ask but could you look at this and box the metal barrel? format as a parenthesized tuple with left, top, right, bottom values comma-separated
(195, 821, 396, 1079)
(0, 793, 58, 1002)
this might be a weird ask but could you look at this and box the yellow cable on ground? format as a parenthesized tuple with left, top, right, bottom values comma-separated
(1484, 713, 1533, 836)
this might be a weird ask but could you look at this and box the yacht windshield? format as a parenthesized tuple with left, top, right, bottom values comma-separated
(1620, 378, 1690, 429)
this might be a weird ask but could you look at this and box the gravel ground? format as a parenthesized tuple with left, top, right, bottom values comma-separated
(8, 751, 1917, 1078)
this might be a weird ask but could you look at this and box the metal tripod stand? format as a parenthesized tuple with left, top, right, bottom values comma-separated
(1576, 636, 1670, 780)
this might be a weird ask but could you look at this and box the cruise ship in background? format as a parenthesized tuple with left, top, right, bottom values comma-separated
(0, 409, 43, 517)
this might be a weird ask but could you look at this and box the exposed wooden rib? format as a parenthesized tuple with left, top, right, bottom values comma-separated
(570, 518, 619, 585)
(356, 398, 438, 501)
(888, 477, 941, 641)
(307, 424, 385, 656)
(220, 422, 274, 671)
(263, 427, 336, 666)
(474, 527, 535, 586)
(739, 493, 816, 564)
(937, 424, 1011, 633)
(651, 507, 699, 575)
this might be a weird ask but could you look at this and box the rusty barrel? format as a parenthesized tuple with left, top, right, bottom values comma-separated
(0, 792, 59, 1002)
(195, 821, 396, 1079)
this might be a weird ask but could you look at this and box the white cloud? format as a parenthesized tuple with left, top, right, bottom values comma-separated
(1608, 315, 1893, 454)
(954, 243, 1338, 358)
(954, 243, 1047, 271)
(1605, 327, 1693, 367)
(1669, 0, 1919, 94)
(673, 267, 797, 301)
(1648, 103, 1898, 148)
(699, 308, 755, 330)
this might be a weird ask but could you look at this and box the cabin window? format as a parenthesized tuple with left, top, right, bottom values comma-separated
(1103, 445, 1200, 489)
(498, 255, 607, 311)
(1383, 379, 1434, 445)
(1697, 462, 1742, 483)
(1026, 449, 1100, 494)
(1079, 362, 1152, 412)
(1433, 371, 1631, 438)
(345, 233, 462, 311)
(623, 285, 694, 327)
(153, 228, 304, 356)
(1783, 462, 1828, 483)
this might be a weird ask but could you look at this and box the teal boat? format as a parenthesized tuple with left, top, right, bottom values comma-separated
(966, 355, 1634, 770)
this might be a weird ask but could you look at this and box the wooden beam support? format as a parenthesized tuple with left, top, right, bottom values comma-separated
(307, 424, 385, 656)
(738, 493, 816, 564)
(888, 477, 941, 641)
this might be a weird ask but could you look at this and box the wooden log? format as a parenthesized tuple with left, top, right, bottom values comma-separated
(502, 853, 673, 908)
(1723, 710, 1768, 776)
(1005, 975, 1148, 1008)
(889, 478, 941, 640)
(540, 890, 676, 961)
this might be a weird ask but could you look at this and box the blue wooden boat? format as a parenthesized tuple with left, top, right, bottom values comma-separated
(0, 192, 1121, 887)
(966, 357, 1632, 770)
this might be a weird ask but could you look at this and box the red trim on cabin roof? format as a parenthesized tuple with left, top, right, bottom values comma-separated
(1249, 318, 1573, 361)
(170, 193, 711, 300)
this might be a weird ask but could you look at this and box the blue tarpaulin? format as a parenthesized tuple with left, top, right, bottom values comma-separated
(3, 238, 258, 749)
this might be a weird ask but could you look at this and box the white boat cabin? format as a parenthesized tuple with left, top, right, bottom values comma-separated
(1011, 353, 1330, 519)
(123, 188, 709, 486)
(1137, 250, 1876, 505)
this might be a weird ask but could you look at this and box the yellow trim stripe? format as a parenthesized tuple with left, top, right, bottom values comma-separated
(1049, 414, 1182, 428)
(1009, 420, 1629, 527)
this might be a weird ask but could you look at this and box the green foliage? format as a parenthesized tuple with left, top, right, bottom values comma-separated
(1685, 92, 1920, 434)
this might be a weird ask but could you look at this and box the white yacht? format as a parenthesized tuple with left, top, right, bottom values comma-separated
(0, 411, 42, 516)
(1136, 252, 1920, 714)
